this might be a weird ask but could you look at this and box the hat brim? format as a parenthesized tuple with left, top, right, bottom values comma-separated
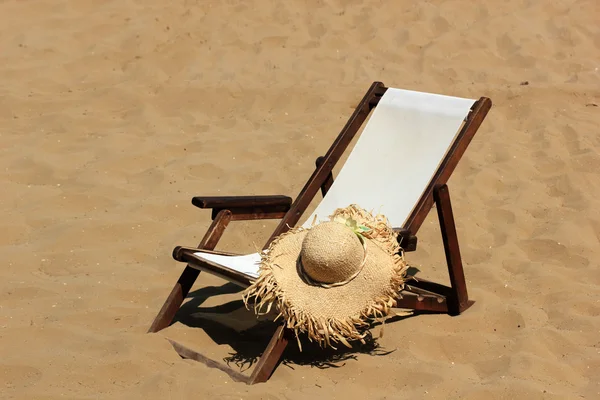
(243, 205, 408, 349)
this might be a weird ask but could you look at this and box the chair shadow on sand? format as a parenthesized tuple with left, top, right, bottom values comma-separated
(171, 281, 427, 373)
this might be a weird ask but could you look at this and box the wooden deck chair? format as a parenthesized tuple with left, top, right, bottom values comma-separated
(148, 81, 492, 384)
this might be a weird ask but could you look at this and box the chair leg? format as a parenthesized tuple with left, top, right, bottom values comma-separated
(148, 210, 233, 333)
(433, 184, 473, 315)
(248, 325, 289, 384)
(148, 266, 201, 333)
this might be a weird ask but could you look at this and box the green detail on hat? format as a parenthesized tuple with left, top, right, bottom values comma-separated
(333, 215, 371, 240)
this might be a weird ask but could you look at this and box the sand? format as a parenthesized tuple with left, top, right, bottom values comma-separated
(1, 0, 599, 398)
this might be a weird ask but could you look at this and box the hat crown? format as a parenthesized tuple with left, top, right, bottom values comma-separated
(300, 221, 364, 284)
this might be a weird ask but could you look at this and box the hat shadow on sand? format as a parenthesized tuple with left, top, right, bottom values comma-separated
(172, 281, 426, 373)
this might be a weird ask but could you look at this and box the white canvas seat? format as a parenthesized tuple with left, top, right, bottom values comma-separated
(193, 88, 476, 278)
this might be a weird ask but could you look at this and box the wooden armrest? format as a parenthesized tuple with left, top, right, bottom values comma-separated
(192, 195, 292, 210)
(191, 195, 292, 221)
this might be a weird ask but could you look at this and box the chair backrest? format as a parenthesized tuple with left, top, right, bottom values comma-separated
(193, 86, 486, 278)
(301, 88, 476, 229)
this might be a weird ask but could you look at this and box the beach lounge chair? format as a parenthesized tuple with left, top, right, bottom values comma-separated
(148, 81, 492, 384)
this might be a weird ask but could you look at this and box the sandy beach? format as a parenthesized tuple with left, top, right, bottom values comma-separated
(1, 0, 599, 398)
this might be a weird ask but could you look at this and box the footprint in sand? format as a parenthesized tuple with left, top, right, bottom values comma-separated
(187, 162, 225, 181)
(0, 365, 42, 390)
(496, 33, 520, 58)
(7, 157, 56, 186)
(573, 150, 600, 174)
(531, 149, 567, 176)
(487, 208, 516, 225)
(544, 174, 588, 211)
(560, 124, 590, 157)
(518, 238, 589, 269)
(590, 219, 600, 245)
(392, 370, 443, 390)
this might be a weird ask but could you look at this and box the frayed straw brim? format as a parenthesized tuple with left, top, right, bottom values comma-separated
(243, 205, 408, 350)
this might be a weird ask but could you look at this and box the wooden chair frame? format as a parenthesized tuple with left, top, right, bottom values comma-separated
(148, 81, 492, 384)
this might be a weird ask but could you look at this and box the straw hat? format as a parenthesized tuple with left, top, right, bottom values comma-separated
(243, 204, 408, 350)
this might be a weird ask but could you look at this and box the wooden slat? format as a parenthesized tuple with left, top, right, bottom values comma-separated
(403, 283, 447, 298)
(187, 248, 242, 256)
(404, 277, 453, 298)
(395, 294, 448, 313)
